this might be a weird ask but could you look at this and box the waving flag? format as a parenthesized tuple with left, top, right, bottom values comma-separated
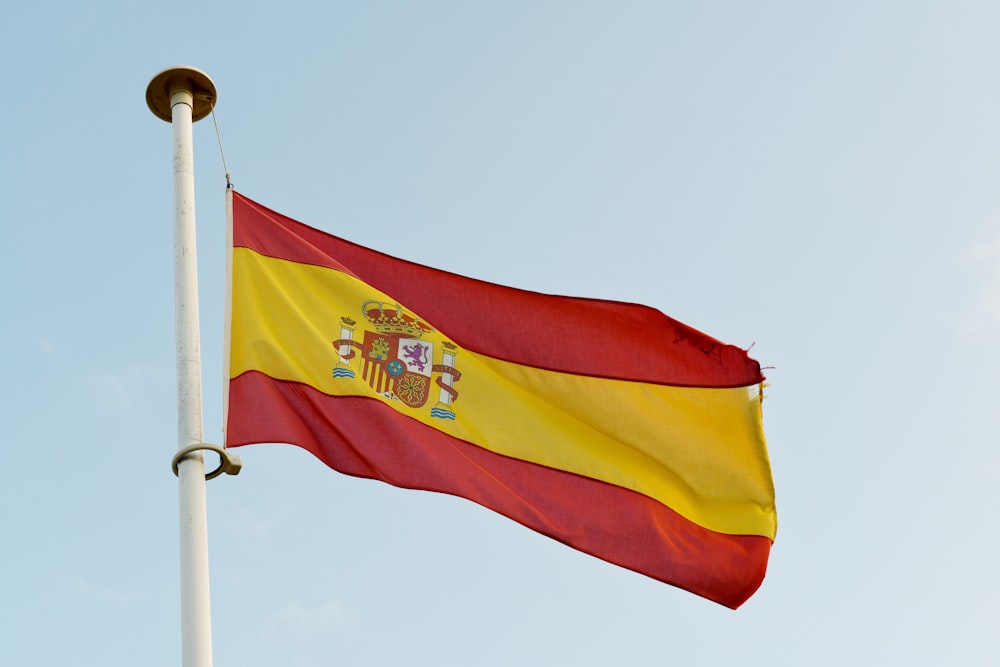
(225, 191, 776, 608)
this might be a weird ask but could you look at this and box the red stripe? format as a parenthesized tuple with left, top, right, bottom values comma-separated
(232, 193, 762, 388)
(227, 371, 771, 608)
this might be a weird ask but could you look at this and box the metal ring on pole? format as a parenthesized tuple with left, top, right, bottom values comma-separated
(172, 443, 243, 480)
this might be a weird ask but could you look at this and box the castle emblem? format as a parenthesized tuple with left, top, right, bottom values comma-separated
(333, 300, 460, 419)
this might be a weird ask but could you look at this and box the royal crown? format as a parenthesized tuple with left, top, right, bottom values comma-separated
(361, 300, 434, 337)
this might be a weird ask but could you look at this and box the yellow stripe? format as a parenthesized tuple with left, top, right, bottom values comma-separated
(231, 248, 776, 538)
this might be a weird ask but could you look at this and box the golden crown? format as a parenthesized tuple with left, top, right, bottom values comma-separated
(361, 300, 434, 338)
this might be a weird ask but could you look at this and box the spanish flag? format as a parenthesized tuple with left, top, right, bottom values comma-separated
(225, 191, 776, 608)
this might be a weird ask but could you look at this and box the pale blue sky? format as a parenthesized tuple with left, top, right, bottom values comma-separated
(3, 2, 999, 665)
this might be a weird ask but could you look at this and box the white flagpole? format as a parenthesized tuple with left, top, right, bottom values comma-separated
(146, 66, 218, 667)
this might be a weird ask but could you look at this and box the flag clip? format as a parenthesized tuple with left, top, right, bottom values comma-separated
(171, 443, 243, 480)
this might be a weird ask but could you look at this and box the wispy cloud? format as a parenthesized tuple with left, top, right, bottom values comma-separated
(235, 600, 356, 667)
(88, 364, 167, 415)
(261, 600, 353, 639)
(34, 338, 58, 363)
(221, 508, 282, 560)
(223, 508, 279, 542)
(972, 230, 1000, 329)
(69, 576, 137, 607)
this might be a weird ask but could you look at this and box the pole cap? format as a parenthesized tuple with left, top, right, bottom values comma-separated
(146, 66, 217, 122)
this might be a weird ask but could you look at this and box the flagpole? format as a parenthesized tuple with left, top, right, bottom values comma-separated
(146, 66, 218, 667)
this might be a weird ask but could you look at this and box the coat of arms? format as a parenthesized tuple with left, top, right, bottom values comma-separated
(332, 300, 460, 419)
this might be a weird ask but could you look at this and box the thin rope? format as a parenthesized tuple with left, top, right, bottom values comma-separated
(209, 101, 232, 188)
